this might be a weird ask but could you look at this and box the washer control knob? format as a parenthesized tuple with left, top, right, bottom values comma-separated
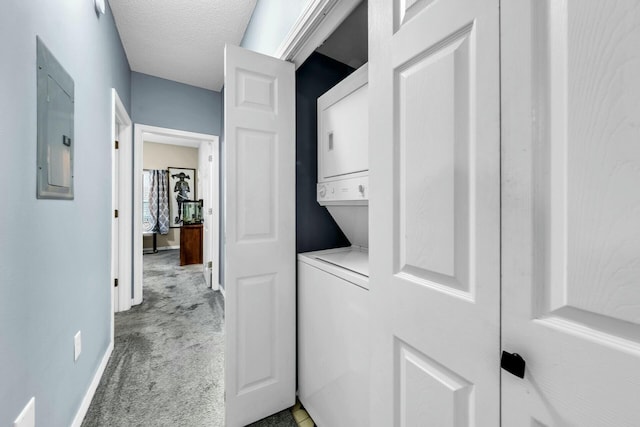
(318, 185, 326, 198)
(358, 184, 365, 197)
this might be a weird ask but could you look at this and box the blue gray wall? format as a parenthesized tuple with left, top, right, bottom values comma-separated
(241, 0, 311, 56)
(296, 53, 354, 253)
(0, 1, 130, 426)
(131, 72, 223, 136)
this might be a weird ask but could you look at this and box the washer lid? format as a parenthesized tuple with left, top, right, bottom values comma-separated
(315, 247, 369, 277)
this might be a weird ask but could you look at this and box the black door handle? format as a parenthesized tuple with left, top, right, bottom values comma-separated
(501, 351, 526, 378)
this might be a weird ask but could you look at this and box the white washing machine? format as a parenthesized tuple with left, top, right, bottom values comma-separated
(298, 64, 370, 427)
(298, 247, 369, 427)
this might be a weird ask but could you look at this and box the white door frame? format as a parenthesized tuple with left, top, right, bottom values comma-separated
(111, 89, 132, 323)
(133, 124, 220, 305)
(199, 140, 219, 290)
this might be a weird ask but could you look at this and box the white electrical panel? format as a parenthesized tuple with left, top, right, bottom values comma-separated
(37, 36, 74, 200)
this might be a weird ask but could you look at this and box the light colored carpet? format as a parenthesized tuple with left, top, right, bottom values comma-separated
(82, 250, 296, 427)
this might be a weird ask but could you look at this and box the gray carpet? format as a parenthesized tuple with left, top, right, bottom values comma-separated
(82, 250, 296, 427)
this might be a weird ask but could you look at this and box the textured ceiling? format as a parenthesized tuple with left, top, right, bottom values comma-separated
(109, 0, 257, 91)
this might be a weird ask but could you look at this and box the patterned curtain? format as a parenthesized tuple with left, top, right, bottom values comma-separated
(156, 170, 169, 234)
(149, 170, 170, 235)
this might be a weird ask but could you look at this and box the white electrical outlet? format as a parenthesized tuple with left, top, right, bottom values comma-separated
(13, 397, 35, 427)
(74, 331, 82, 361)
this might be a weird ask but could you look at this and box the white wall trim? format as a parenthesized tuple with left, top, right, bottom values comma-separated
(134, 124, 220, 305)
(274, 0, 337, 60)
(274, 0, 361, 68)
(210, 139, 220, 290)
(70, 342, 113, 427)
(143, 245, 180, 252)
(111, 89, 132, 330)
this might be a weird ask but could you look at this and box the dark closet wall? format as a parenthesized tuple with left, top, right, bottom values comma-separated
(296, 53, 355, 253)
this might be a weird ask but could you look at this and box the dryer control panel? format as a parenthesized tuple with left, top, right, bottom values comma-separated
(317, 176, 368, 205)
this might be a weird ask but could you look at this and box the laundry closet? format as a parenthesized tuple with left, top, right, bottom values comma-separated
(298, 0, 640, 425)
(223, 0, 640, 425)
(296, 2, 370, 425)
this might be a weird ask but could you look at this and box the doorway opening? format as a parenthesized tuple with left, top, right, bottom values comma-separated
(133, 124, 220, 305)
(111, 89, 133, 321)
(90, 123, 224, 427)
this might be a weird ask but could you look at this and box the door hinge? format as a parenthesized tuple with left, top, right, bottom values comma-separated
(114, 209, 119, 218)
(114, 278, 119, 287)
(115, 140, 119, 149)
(207, 261, 213, 268)
(208, 155, 213, 162)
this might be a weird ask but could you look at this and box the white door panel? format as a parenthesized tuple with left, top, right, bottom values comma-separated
(112, 124, 120, 312)
(111, 90, 132, 314)
(200, 142, 212, 288)
(224, 44, 296, 427)
(502, 1, 640, 425)
(369, 0, 500, 425)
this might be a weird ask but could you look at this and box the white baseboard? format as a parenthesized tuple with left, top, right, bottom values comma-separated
(71, 341, 113, 427)
(143, 245, 179, 252)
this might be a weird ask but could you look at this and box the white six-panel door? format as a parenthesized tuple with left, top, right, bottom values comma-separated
(368, 0, 501, 425)
(223, 44, 296, 427)
(501, 1, 640, 425)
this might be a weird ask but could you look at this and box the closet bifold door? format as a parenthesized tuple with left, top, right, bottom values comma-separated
(501, 1, 640, 425)
(223, 44, 296, 427)
(368, 0, 501, 425)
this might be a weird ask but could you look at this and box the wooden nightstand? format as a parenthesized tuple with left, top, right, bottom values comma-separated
(179, 224, 203, 266)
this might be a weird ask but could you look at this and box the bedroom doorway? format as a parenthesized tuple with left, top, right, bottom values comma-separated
(133, 124, 220, 306)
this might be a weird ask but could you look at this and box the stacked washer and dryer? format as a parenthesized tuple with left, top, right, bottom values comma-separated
(297, 64, 369, 427)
